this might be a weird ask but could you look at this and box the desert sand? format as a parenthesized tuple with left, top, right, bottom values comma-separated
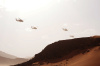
(40, 46, 100, 66)
(13, 36, 100, 66)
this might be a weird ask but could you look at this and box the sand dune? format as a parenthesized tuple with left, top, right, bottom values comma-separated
(0, 56, 28, 66)
(67, 46, 100, 66)
(0, 51, 17, 59)
(0, 52, 28, 66)
(41, 46, 100, 66)
(14, 36, 100, 66)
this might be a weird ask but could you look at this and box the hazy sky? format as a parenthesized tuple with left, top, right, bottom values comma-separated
(0, 0, 100, 58)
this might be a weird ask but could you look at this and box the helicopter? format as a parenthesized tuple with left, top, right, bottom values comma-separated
(16, 18, 23, 22)
(62, 28, 68, 31)
(31, 26, 37, 29)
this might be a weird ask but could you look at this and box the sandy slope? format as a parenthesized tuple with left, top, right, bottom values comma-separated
(0, 56, 28, 66)
(14, 36, 100, 66)
(0, 51, 17, 59)
(67, 46, 100, 66)
(41, 46, 100, 66)
(0, 64, 12, 66)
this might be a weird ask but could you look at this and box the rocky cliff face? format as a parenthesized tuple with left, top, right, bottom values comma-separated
(14, 36, 100, 66)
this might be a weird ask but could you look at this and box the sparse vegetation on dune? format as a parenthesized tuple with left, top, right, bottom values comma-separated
(14, 36, 100, 66)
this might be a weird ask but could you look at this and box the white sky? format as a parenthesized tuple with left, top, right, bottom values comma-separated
(0, 0, 100, 58)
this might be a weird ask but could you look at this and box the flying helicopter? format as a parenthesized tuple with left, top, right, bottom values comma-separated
(62, 28, 68, 31)
(16, 18, 23, 22)
(31, 26, 37, 29)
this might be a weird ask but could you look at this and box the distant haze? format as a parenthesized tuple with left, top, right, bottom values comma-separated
(0, 51, 17, 59)
(0, 0, 100, 58)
